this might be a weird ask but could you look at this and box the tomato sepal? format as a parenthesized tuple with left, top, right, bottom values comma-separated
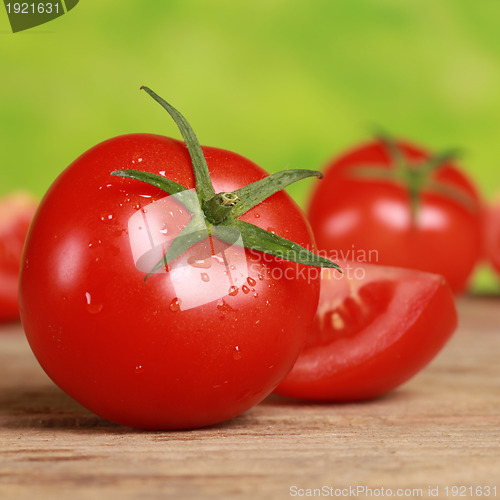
(350, 134, 476, 220)
(112, 87, 340, 272)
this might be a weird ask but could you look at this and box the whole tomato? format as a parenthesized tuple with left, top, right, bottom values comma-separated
(0, 192, 37, 323)
(308, 138, 482, 293)
(275, 262, 457, 401)
(19, 88, 337, 430)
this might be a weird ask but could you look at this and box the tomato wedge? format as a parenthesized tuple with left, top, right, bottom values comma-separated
(275, 262, 457, 401)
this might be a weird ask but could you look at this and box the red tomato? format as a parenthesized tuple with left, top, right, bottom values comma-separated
(19, 134, 320, 430)
(308, 140, 482, 293)
(483, 198, 500, 276)
(275, 261, 457, 401)
(0, 192, 37, 323)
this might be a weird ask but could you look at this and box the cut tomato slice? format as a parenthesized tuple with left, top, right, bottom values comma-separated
(275, 261, 457, 401)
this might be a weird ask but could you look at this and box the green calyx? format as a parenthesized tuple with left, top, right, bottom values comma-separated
(350, 134, 476, 221)
(202, 192, 240, 224)
(111, 86, 340, 277)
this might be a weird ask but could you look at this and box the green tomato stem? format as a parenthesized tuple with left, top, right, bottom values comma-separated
(113, 87, 341, 272)
(202, 192, 240, 224)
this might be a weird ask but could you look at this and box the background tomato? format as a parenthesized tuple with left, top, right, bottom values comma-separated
(483, 198, 500, 277)
(308, 139, 482, 293)
(19, 133, 321, 430)
(275, 262, 457, 401)
(0, 192, 37, 323)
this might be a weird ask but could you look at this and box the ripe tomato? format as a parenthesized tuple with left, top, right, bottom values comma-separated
(19, 133, 322, 429)
(308, 139, 482, 293)
(275, 262, 457, 401)
(483, 198, 500, 276)
(0, 192, 37, 323)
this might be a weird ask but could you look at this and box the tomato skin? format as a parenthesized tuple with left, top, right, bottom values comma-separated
(19, 134, 320, 430)
(483, 199, 500, 276)
(0, 192, 37, 323)
(308, 140, 482, 293)
(275, 262, 457, 401)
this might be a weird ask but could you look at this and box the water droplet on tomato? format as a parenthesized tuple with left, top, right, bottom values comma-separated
(188, 256, 212, 269)
(217, 299, 234, 312)
(169, 297, 181, 312)
(85, 292, 103, 314)
(254, 212, 260, 218)
(258, 274, 264, 281)
(228, 286, 238, 296)
(135, 365, 145, 374)
(267, 227, 276, 234)
(247, 277, 256, 286)
(201, 273, 210, 282)
(242, 285, 250, 294)
(253, 292, 259, 298)
(233, 346, 242, 360)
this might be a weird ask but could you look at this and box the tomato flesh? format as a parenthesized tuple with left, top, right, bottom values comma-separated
(275, 262, 457, 401)
(19, 134, 320, 430)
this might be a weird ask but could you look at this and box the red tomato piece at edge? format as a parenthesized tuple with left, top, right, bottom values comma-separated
(19, 134, 321, 430)
(0, 192, 37, 323)
(275, 261, 457, 401)
(308, 140, 482, 294)
(483, 199, 500, 276)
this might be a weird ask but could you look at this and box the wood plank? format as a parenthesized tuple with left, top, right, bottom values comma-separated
(1, 298, 499, 499)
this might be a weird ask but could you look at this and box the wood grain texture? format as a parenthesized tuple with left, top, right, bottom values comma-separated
(1, 298, 499, 500)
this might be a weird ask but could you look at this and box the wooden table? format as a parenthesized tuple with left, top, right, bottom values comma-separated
(1, 298, 499, 499)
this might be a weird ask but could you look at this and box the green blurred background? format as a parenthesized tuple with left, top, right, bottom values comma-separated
(1, 0, 499, 292)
